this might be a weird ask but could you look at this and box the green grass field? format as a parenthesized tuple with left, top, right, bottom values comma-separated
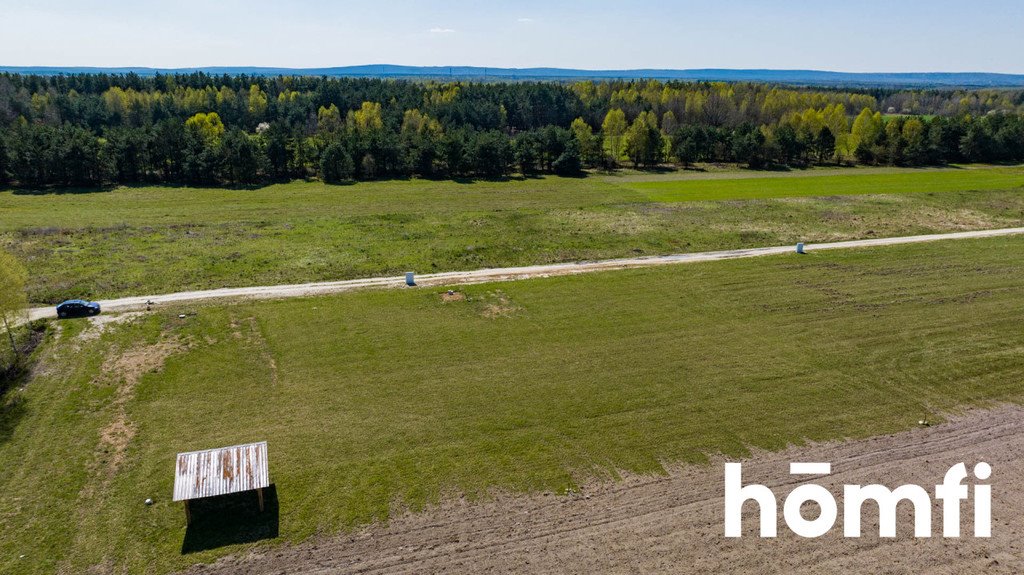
(2, 166, 1023, 304)
(3, 235, 1024, 574)
(627, 166, 1024, 201)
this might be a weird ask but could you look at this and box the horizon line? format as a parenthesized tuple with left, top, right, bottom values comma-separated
(2, 64, 1024, 76)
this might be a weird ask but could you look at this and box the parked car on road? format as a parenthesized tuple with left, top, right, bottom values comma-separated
(56, 299, 101, 318)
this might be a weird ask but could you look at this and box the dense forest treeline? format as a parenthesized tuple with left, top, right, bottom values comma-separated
(1, 72, 1024, 187)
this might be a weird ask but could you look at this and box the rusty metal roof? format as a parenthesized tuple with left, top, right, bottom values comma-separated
(173, 441, 269, 502)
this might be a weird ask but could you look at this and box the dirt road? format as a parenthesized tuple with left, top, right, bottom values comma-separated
(182, 406, 1024, 575)
(29, 227, 1024, 321)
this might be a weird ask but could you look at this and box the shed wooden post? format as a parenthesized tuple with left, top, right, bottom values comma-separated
(184, 500, 192, 525)
(257, 487, 265, 512)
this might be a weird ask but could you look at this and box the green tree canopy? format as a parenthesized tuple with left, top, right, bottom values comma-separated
(349, 102, 384, 136)
(569, 117, 602, 168)
(184, 112, 226, 146)
(815, 126, 836, 163)
(851, 107, 883, 149)
(601, 109, 627, 165)
(624, 111, 665, 168)
(317, 104, 343, 135)
(319, 142, 355, 183)
(247, 85, 268, 119)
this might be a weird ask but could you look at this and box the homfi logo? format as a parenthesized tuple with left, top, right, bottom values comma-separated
(724, 462, 992, 538)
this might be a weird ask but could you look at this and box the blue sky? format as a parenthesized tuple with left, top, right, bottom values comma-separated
(2, 0, 1022, 73)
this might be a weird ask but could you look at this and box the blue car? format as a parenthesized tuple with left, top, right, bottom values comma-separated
(56, 299, 101, 318)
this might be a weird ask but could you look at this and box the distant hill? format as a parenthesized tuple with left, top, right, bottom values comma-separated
(3, 65, 1024, 88)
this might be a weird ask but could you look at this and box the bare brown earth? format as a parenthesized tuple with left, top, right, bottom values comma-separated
(95, 338, 185, 478)
(181, 406, 1024, 575)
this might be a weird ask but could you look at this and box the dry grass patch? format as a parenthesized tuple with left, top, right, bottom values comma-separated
(96, 338, 187, 480)
(479, 290, 522, 318)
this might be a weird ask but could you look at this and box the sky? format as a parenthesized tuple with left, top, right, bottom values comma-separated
(2, 0, 1023, 73)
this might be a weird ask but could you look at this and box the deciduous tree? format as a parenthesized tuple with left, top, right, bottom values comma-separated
(184, 112, 225, 146)
(601, 108, 627, 166)
(570, 117, 602, 168)
(624, 111, 664, 168)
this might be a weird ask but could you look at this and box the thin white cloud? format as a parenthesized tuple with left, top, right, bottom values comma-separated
(517, 18, 534, 23)
(429, 27, 455, 34)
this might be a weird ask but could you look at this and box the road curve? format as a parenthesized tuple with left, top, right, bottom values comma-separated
(28, 226, 1024, 321)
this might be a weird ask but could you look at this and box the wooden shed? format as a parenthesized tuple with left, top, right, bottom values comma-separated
(173, 441, 270, 524)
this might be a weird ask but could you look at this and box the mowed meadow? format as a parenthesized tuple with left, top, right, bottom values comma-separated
(2, 165, 1024, 304)
(3, 235, 1024, 574)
